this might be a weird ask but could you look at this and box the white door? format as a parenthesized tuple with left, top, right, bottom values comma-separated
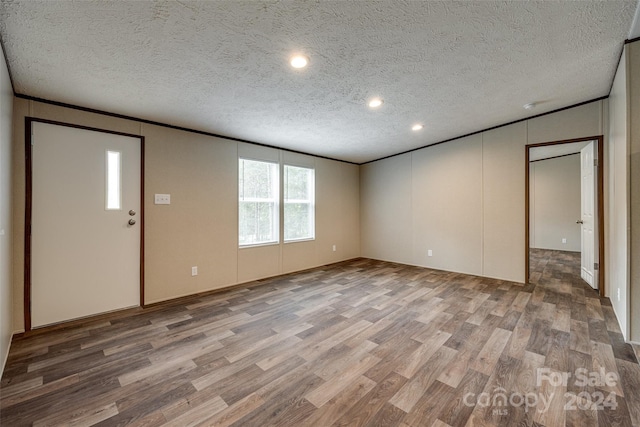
(580, 141, 597, 289)
(31, 122, 141, 327)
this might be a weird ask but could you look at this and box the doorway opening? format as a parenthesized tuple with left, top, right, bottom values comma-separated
(525, 136, 604, 296)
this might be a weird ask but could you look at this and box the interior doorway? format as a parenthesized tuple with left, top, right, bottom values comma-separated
(525, 136, 604, 296)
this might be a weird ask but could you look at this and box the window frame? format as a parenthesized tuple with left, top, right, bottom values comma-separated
(238, 158, 280, 247)
(283, 164, 316, 242)
(105, 150, 122, 211)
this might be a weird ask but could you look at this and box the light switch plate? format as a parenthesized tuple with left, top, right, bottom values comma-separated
(155, 194, 170, 205)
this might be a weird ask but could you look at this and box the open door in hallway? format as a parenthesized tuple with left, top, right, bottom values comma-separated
(526, 136, 604, 296)
(580, 141, 597, 289)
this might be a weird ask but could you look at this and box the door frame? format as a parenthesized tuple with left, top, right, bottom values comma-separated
(525, 135, 604, 296)
(24, 117, 145, 332)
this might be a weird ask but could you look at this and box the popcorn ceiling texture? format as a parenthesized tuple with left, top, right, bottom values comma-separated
(0, 0, 637, 163)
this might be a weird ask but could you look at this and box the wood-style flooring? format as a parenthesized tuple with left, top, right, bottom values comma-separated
(2, 252, 639, 426)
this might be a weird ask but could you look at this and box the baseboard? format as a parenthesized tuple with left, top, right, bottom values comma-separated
(361, 255, 525, 285)
(145, 257, 361, 307)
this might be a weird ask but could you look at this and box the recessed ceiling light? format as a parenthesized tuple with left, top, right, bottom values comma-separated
(412, 124, 424, 131)
(368, 98, 384, 108)
(523, 102, 536, 110)
(290, 55, 309, 69)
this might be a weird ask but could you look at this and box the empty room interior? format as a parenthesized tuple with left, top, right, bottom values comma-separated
(2, 1, 640, 426)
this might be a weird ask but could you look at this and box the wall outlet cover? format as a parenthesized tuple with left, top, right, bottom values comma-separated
(155, 194, 171, 205)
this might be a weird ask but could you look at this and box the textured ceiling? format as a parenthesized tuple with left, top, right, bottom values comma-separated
(0, 1, 638, 163)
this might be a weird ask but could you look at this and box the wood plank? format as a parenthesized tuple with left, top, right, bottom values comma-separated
(2, 254, 639, 426)
(469, 328, 512, 376)
(332, 372, 407, 426)
(161, 395, 227, 427)
(300, 375, 376, 426)
(305, 352, 380, 408)
(388, 346, 457, 413)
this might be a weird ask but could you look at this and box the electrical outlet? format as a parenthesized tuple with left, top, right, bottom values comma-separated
(428, 250, 433, 257)
(562, 238, 567, 244)
(155, 194, 171, 205)
(618, 288, 621, 301)
(191, 266, 198, 276)
(332, 245, 336, 252)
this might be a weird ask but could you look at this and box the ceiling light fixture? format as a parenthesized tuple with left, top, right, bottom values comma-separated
(290, 55, 309, 69)
(523, 102, 536, 110)
(368, 98, 384, 108)
(412, 124, 424, 131)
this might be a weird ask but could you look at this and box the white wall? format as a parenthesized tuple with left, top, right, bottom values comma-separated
(0, 46, 14, 372)
(361, 101, 603, 283)
(529, 155, 581, 252)
(607, 45, 630, 340)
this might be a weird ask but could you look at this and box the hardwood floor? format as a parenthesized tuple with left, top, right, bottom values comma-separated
(2, 254, 639, 426)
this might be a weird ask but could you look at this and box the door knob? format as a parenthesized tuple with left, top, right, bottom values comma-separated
(129, 210, 136, 216)
(576, 220, 584, 224)
(128, 219, 136, 226)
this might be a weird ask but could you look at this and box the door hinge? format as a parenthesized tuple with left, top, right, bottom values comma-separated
(594, 262, 599, 270)
(594, 158, 598, 167)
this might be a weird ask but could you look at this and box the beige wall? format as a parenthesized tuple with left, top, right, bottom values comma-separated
(361, 101, 603, 283)
(11, 99, 360, 331)
(607, 45, 630, 339)
(629, 41, 640, 343)
(411, 135, 483, 275)
(529, 155, 581, 252)
(0, 47, 14, 371)
(360, 154, 413, 264)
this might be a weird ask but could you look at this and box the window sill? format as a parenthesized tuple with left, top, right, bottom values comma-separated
(238, 241, 280, 249)
(284, 238, 316, 244)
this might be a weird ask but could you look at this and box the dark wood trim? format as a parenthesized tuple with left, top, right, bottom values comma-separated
(529, 152, 580, 163)
(625, 36, 640, 44)
(14, 94, 358, 166)
(526, 135, 604, 149)
(23, 117, 145, 331)
(23, 117, 142, 139)
(525, 145, 530, 284)
(143, 257, 364, 310)
(525, 135, 605, 295)
(140, 136, 145, 308)
(16, 94, 608, 167)
(362, 97, 608, 165)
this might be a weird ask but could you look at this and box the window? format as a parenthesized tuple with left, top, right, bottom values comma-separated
(284, 165, 315, 241)
(106, 150, 121, 210)
(239, 159, 279, 246)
